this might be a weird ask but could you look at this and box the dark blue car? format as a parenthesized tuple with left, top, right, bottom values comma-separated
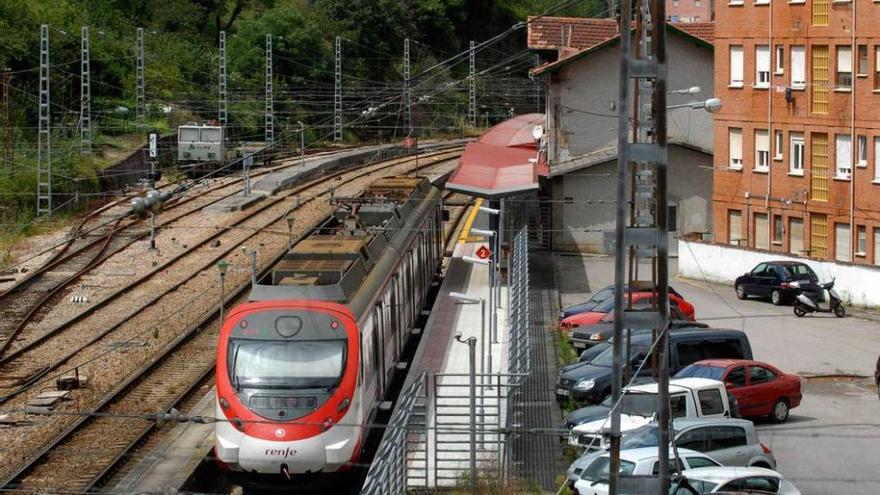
(734, 261, 818, 305)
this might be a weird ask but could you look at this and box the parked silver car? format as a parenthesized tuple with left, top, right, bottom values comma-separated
(622, 418, 776, 468)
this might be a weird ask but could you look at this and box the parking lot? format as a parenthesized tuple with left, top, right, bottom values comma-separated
(554, 254, 880, 495)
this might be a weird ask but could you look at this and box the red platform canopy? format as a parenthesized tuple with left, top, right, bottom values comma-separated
(446, 114, 547, 199)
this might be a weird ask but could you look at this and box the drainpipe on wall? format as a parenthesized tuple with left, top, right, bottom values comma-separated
(850, 0, 856, 261)
(767, 0, 773, 250)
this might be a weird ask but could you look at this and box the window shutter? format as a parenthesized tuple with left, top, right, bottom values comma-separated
(836, 134, 852, 175)
(729, 128, 743, 164)
(757, 46, 770, 73)
(875, 137, 880, 180)
(729, 210, 742, 244)
(838, 46, 852, 72)
(730, 46, 744, 83)
(756, 130, 770, 153)
(791, 46, 805, 85)
(755, 214, 769, 250)
(835, 223, 851, 262)
(790, 218, 804, 255)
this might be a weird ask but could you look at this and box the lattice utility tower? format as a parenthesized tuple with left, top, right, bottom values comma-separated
(2, 69, 11, 171)
(37, 25, 51, 216)
(136, 27, 145, 132)
(265, 34, 273, 144)
(80, 27, 91, 155)
(608, 0, 671, 493)
(468, 40, 476, 128)
(403, 38, 412, 137)
(219, 30, 227, 126)
(334, 36, 342, 142)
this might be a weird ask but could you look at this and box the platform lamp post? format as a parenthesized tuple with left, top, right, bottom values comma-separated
(463, 254, 497, 344)
(297, 120, 305, 168)
(217, 260, 229, 324)
(454, 332, 478, 495)
(450, 292, 487, 376)
(477, 207, 502, 310)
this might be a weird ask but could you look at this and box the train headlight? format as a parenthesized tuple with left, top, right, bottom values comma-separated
(319, 417, 334, 432)
(231, 417, 245, 431)
(337, 397, 351, 413)
(275, 316, 302, 338)
(219, 397, 230, 409)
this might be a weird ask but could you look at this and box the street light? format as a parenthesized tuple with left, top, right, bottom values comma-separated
(286, 215, 295, 249)
(667, 97, 723, 113)
(668, 86, 701, 95)
(454, 332, 478, 495)
(462, 256, 497, 344)
(450, 292, 488, 377)
(217, 260, 229, 323)
(470, 228, 495, 238)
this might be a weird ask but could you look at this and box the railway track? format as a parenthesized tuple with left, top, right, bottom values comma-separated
(0, 145, 399, 366)
(0, 151, 462, 492)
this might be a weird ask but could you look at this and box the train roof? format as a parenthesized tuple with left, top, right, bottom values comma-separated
(249, 176, 437, 305)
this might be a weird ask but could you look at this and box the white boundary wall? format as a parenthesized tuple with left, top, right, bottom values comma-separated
(678, 239, 880, 308)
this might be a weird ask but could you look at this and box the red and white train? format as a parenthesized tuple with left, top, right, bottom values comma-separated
(215, 176, 444, 478)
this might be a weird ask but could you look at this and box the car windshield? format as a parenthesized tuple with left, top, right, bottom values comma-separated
(782, 263, 815, 280)
(580, 456, 636, 483)
(674, 364, 725, 381)
(591, 344, 649, 368)
(619, 391, 659, 417)
(591, 286, 615, 303)
(669, 480, 718, 494)
(620, 425, 659, 449)
(230, 339, 346, 389)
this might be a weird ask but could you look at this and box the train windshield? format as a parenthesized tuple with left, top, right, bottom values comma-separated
(229, 339, 346, 390)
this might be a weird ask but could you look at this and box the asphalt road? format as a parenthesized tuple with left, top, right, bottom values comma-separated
(554, 254, 880, 495)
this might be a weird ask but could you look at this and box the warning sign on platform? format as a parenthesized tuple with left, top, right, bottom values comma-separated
(476, 245, 491, 259)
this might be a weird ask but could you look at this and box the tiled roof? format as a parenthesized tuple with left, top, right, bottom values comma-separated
(673, 22, 714, 44)
(527, 16, 619, 51)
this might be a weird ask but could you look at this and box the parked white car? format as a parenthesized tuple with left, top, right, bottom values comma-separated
(572, 447, 721, 495)
(670, 466, 801, 494)
(570, 378, 731, 451)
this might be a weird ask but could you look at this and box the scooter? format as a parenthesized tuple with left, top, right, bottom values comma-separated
(793, 279, 845, 318)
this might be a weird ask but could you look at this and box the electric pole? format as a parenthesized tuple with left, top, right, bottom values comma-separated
(609, 0, 670, 494)
(334, 36, 342, 142)
(2, 69, 11, 172)
(533, 53, 541, 113)
(219, 30, 227, 127)
(468, 40, 476, 128)
(403, 38, 412, 137)
(37, 24, 51, 216)
(136, 27, 145, 132)
(80, 26, 91, 155)
(265, 34, 273, 145)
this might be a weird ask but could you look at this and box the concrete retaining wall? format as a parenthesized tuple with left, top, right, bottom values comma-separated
(678, 239, 880, 308)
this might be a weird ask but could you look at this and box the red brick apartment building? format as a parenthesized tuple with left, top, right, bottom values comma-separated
(714, 0, 880, 265)
(668, 0, 714, 23)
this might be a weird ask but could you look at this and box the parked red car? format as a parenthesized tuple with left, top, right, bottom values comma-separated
(558, 292, 696, 334)
(675, 359, 802, 422)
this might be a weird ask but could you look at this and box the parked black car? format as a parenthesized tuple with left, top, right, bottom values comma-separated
(875, 354, 880, 400)
(568, 304, 703, 351)
(559, 284, 684, 319)
(734, 261, 818, 305)
(574, 319, 711, 363)
(556, 328, 753, 405)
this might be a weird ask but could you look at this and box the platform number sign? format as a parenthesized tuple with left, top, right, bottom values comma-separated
(149, 133, 158, 158)
(476, 245, 491, 259)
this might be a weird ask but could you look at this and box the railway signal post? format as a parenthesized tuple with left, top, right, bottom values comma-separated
(217, 260, 228, 323)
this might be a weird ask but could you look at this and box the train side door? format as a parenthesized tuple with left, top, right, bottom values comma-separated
(372, 304, 385, 395)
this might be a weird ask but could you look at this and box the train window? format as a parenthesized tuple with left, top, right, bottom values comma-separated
(200, 128, 221, 142)
(179, 128, 199, 141)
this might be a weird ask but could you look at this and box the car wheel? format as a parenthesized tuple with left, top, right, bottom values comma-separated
(877, 379, 880, 400)
(751, 462, 772, 469)
(834, 304, 846, 318)
(735, 284, 747, 300)
(793, 303, 807, 317)
(771, 289, 782, 305)
(771, 398, 789, 423)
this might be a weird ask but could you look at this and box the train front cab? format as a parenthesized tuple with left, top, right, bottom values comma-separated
(215, 301, 363, 476)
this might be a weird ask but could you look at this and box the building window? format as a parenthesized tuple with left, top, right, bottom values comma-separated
(791, 46, 806, 89)
(775, 45, 784, 74)
(835, 223, 851, 262)
(836, 46, 852, 89)
(774, 130, 784, 160)
(875, 47, 880, 90)
(755, 213, 769, 249)
(811, 133, 829, 201)
(812, 45, 829, 114)
(790, 218, 804, 255)
(730, 45, 744, 87)
(790, 133, 805, 174)
(729, 128, 743, 169)
(755, 130, 770, 171)
(811, 213, 828, 258)
(858, 135, 867, 166)
(673, 0, 680, 6)
(835, 134, 852, 179)
(857, 225, 867, 255)
(812, 0, 829, 26)
(858, 45, 868, 76)
(728, 210, 743, 245)
(774, 215, 784, 244)
(875, 137, 880, 181)
(695, 0, 702, 6)
(874, 228, 880, 266)
(756, 46, 771, 88)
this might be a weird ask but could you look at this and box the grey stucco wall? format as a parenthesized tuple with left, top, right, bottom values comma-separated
(547, 31, 715, 163)
(551, 145, 713, 253)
